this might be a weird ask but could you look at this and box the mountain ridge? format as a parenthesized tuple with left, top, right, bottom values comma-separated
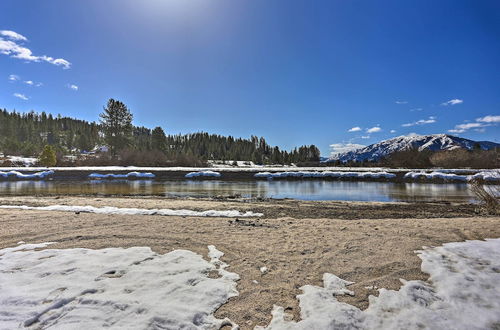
(328, 134, 499, 163)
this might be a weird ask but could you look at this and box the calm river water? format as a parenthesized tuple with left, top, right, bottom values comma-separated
(0, 179, 493, 202)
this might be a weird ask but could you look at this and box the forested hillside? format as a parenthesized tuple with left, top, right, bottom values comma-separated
(0, 108, 320, 165)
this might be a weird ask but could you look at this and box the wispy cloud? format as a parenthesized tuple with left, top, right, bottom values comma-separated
(390, 129, 396, 133)
(24, 80, 33, 85)
(0, 30, 71, 69)
(477, 115, 500, 123)
(441, 99, 463, 106)
(448, 114, 499, 134)
(402, 116, 436, 127)
(361, 136, 370, 139)
(68, 84, 79, 91)
(8, 74, 19, 81)
(348, 126, 361, 132)
(395, 100, 408, 104)
(330, 143, 365, 156)
(0, 30, 27, 41)
(366, 126, 381, 133)
(13, 93, 28, 100)
(410, 108, 423, 112)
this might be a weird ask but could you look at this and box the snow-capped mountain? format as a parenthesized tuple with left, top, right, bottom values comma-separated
(327, 134, 499, 163)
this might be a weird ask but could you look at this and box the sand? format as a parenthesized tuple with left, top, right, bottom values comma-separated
(0, 195, 498, 329)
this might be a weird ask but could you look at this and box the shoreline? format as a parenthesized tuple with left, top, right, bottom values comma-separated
(0, 195, 498, 328)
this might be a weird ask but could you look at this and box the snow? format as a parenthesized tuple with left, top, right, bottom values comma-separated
(328, 134, 500, 163)
(404, 170, 500, 182)
(257, 238, 500, 330)
(185, 171, 222, 178)
(0, 170, 54, 179)
(255, 171, 396, 180)
(88, 171, 156, 179)
(0, 204, 263, 218)
(0, 243, 239, 329)
(0, 155, 37, 166)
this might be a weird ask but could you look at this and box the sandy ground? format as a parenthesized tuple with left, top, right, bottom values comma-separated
(0, 196, 499, 329)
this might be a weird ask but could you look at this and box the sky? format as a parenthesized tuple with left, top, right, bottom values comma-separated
(1, 0, 499, 156)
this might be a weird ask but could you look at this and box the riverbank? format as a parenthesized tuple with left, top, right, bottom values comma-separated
(0, 166, 498, 183)
(1, 196, 498, 328)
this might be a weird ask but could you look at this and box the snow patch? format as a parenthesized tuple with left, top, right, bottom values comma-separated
(257, 238, 500, 330)
(185, 171, 222, 178)
(88, 171, 155, 179)
(0, 170, 54, 179)
(0, 204, 263, 218)
(0, 243, 239, 329)
(404, 170, 500, 182)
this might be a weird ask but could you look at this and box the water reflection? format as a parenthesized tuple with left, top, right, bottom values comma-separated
(0, 180, 493, 202)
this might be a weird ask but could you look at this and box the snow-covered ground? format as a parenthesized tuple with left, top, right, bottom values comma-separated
(0, 204, 263, 217)
(185, 171, 222, 178)
(0, 239, 499, 329)
(0, 155, 38, 166)
(89, 171, 155, 179)
(0, 243, 239, 329)
(1, 165, 497, 174)
(0, 170, 54, 179)
(257, 238, 500, 330)
(404, 170, 500, 182)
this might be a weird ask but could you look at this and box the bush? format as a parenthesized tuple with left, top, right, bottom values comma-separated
(38, 145, 57, 167)
(470, 180, 499, 215)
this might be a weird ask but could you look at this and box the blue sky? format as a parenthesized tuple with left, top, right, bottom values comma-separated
(1, 0, 499, 156)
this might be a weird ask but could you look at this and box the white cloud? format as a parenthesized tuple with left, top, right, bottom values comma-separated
(366, 126, 381, 133)
(13, 93, 28, 100)
(448, 122, 483, 134)
(395, 101, 408, 104)
(348, 126, 361, 132)
(8, 74, 19, 81)
(361, 135, 370, 139)
(68, 84, 79, 91)
(406, 132, 419, 137)
(390, 130, 396, 133)
(410, 108, 423, 112)
(24, 80, 33, 85)
(0, 30, 71, 69)
(329, 143, 365, 156)
(0, 30, 27, 41)
(441, 99, 463, 106)
(402, 116, 437, 127)
(476, 115, 500, 123)
(448, 115, 499, 134)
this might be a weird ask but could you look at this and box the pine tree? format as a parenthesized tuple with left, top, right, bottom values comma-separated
(99, 99, 133, 156)
(39, 145, 57, 166)
(151, 126, 168, 152)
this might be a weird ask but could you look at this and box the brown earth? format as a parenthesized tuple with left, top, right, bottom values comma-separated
(0, 196, 498, 329)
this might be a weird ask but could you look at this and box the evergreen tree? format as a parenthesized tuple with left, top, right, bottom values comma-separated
(151, 126, 168, 152)
(99, 99, 133, 155)
(39, 145, 57, 166)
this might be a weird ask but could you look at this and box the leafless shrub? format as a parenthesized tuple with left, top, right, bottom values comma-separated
(470, 180, 499, 215)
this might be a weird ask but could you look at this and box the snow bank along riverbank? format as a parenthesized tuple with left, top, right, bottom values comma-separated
(0, 204, 263, 218)
(0, 166, 498, 183)
(0, 238, 498, 329)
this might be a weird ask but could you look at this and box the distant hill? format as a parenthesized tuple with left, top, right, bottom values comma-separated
(327, 134, 500, 163)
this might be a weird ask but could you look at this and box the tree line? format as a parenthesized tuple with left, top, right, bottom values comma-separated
(0, 99, 320, 166)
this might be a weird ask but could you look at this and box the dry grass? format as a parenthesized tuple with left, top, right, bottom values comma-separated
(470, 180, 499, 215)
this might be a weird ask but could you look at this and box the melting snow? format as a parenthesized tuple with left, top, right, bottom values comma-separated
(185, 171, 222, 178)
(0, 170, 54, 179)
(0, 243, 239, 329)
(257, 238, 500, 330)
(404, 170, 500, 182)
(0, 205, 263, 218)
(88, 172, 155, 179)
